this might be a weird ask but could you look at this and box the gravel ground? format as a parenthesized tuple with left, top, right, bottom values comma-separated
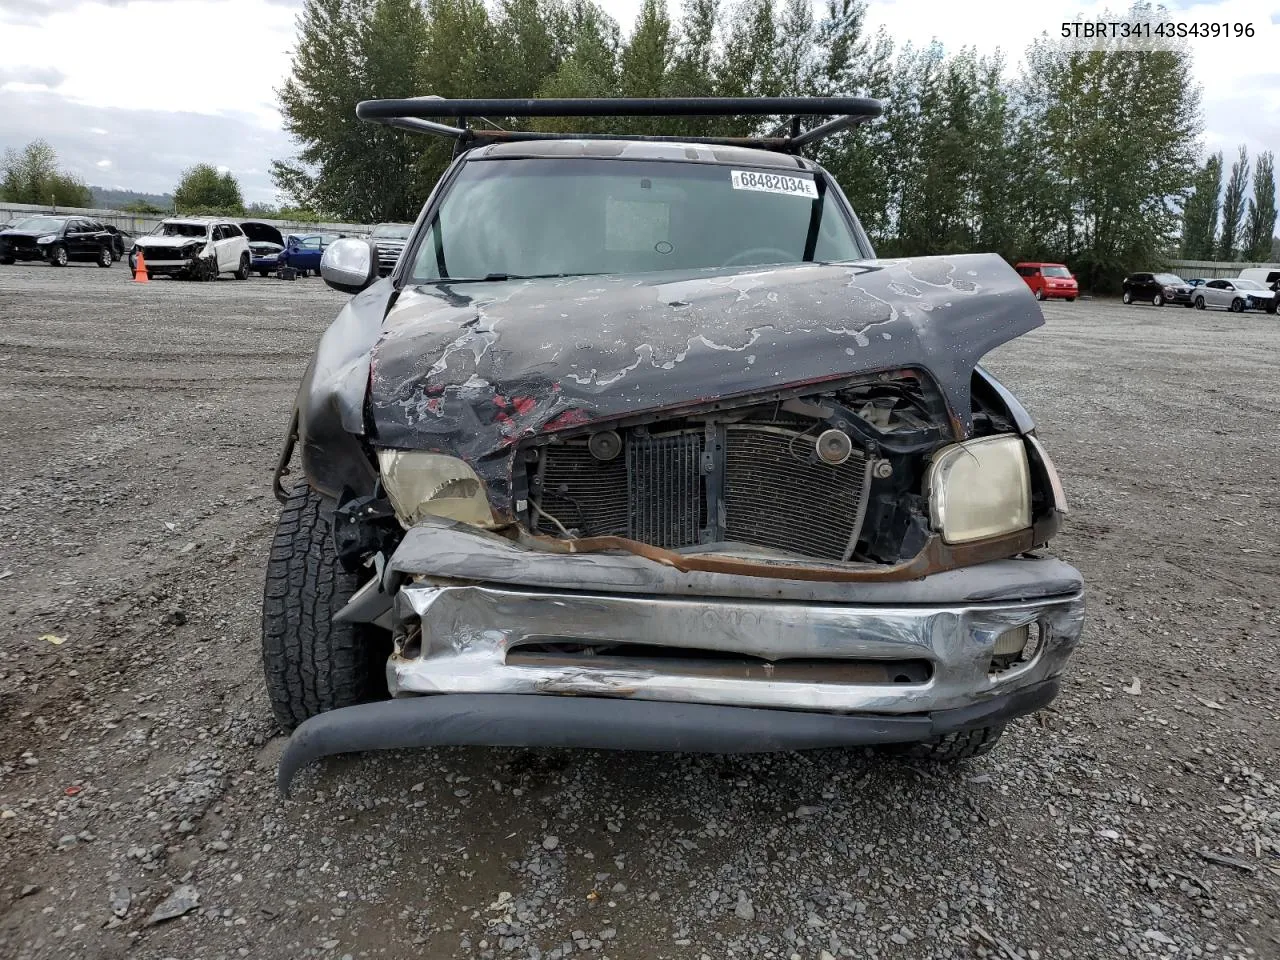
(1, 264, 1277, 960)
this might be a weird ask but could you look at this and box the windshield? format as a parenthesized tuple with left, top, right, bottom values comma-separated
(1154, 273, 1184, 284)
(9, 216, 65, 233)
(1041, 265, 1072, 278)
(372, 223, 412, 239)
(409, 158, 861, 282)
(1235, 279, 1263, 290)
(154, 222, 208, 239)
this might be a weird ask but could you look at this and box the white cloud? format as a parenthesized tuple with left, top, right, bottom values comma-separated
(96, 158, 111, 167)
(89, 126, 108, 134)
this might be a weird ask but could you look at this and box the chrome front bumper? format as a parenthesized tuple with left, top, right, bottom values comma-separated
(388, 579, 1084, 715)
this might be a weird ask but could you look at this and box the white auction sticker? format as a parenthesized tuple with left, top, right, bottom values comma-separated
(730, 170, 818, 198)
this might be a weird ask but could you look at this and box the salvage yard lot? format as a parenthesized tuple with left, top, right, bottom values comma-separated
(0, 265, 1277, 960)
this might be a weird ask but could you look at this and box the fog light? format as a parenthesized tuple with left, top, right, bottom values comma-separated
(990, 623, 1043, 675)
(992, 624, 1030, 657)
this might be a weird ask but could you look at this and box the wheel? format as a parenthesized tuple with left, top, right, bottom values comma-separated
(0, 256, 13, 265)
(1267, 303, 1277, 315)
(887, 724, 1006, 761)
(1065, 297, 1075, 302)
(1034, 288, 1045, 301)
(110, 247, 122, 262)
(199, 256, 218, 281)
(235, 252, 250, 280)
(96, 245, 113, 268)
(261, 484, 391, 730)
(1152, 293, 1164, 307)
(1194, 296, 1205, 310)
(1122, 290, 1132, 304)
(49, 244, 68, 267)
(1230, 298, 1244, 313)
(1184, 301, 1194, 308)
(258, 270, 270, 278)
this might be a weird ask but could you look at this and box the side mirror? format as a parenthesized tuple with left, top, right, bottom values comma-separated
(321, 238, 379, 294)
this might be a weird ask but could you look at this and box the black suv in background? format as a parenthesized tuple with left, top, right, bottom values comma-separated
(1121, 271, 1194, 307)
(0, 215, 116, 267)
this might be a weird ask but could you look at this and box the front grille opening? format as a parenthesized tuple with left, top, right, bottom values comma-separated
(528, 420, 872, 561)
(506, 641, 932, 685)
(723, 427, 868, 560)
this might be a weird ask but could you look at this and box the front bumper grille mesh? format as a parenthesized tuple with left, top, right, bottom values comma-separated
(533, 426, 871, 561)
(628, 432, 705, 549)
(724, 428, 868, 560)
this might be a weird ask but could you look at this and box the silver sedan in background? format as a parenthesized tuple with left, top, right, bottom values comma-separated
(1193, 278, 1278, 314)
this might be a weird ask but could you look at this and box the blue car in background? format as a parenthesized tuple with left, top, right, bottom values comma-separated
(279, 234, 343, 277)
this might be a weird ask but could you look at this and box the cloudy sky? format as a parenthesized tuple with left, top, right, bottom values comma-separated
(0, 0, 1276, 204)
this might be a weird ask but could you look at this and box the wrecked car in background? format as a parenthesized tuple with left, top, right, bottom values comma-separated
(131, 217, 251, 280)
(264, 97, 1084, 792)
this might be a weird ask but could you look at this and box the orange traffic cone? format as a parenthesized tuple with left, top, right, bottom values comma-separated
(133, 250, 149, 283)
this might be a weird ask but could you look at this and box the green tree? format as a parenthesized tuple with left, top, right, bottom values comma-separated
(1218, 145, 1249, 261)
(1, 139, 92, 207)
(536, 1, 620, 135)
(360, 0, 432, 219)
(1180, 152, 1221, 260)
(121, 200, 169, 215)
(1013, 8, 1201, 289)
(173, 163, 245, 213)
(1245, 151, 1276, 262)
(811, 1, 894, 242)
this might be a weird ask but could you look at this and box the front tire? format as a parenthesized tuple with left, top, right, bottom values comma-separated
(1153, 293, 1165, 307)
(97, 245, 113, 268)
(49, 244, 68, 267)
(1034, 288, 1045, 301)
(1230, 298, 1244, 313)
(262, 484, 390, 730)
(1194, 296, 1206, 310)
(235, 252, 250, 280)
(1122, 290, 1132, 304)
(891, 724, 1006, 761)
(1065, 296, 1075, 302)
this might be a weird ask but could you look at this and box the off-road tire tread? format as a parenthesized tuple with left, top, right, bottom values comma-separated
(261, 483, 385, 730)
(898, 724, 1006, 761)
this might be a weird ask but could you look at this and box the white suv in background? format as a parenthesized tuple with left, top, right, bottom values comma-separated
(130, 217, 252, 280)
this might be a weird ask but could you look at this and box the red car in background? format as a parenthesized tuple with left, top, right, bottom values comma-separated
(1015, 262, 1078, 302)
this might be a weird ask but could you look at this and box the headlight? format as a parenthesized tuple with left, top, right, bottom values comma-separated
(1162, 286, 1174, 297)
(925, 435, 1031, 544)
(36, 235, 56, 244)
(377, 449, 496, 528)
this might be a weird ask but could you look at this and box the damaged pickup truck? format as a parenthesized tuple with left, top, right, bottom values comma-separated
(266, 97, 1084, 792)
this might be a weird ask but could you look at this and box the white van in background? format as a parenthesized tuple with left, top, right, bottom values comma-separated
(1238, 267, 1280, 292)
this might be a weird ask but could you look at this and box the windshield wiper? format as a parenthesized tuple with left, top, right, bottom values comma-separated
(437, 272, 607, 283)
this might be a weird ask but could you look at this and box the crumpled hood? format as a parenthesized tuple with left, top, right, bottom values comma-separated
(367, 253, 1044, 513)
(137, 235, 207, 249)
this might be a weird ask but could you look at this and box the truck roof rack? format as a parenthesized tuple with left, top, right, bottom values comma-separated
(354, 96, 883, 154)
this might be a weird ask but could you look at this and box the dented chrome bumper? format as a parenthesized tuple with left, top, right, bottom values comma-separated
(380, 520, 1085, 715)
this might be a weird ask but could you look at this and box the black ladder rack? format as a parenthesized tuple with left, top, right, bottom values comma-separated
(355, 96, 883, 154)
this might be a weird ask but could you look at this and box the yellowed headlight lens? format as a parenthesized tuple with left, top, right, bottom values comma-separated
(376, 449, 496, 528)
(926, 435, 1031, 543)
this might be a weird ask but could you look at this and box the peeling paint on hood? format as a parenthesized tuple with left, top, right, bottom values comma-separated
(368, 253, 1043, 514)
